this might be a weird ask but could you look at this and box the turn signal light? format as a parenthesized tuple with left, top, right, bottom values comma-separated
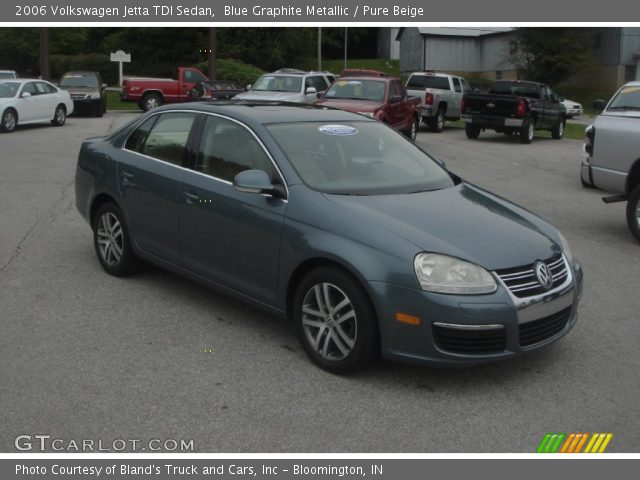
(395, 312, 421, 326)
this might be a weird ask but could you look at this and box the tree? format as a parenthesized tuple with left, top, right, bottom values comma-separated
(512, 28, 599, 86)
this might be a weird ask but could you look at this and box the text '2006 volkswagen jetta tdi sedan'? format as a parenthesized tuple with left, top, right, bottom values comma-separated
(75, 101, 583, 373)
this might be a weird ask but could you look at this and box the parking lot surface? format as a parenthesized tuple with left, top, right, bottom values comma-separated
(1, 114, 638, 452)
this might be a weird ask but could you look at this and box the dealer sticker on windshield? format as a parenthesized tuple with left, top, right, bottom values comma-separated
(318, 124, 359, 136)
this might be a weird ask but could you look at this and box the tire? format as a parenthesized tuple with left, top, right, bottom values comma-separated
(141, 93, 162, 112)
(520, 121, 534, 144)
(404, 117, 419, 141)
(0, 108, 17, 132)
(293, 266, 379, 374)
(51, 104, 66, 126)
(626, 184, 640, 243)
(465, 124, 480, 139)
(551, 119, 565, 139)
(93, 202, 140, 277)
(95, 102, 103, 118)
(429, 109, 445, 133)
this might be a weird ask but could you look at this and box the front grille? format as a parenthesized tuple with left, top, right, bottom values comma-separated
(519, 307, 572, 347)
(433, 324, 506, 355)
(496, 255, 568, 298)
(71, 94, 88, 100)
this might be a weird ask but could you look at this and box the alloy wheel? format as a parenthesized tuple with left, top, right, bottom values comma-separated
(301, 282, 357, 361)
(96, 212, 124, 266)
(3, 111, 16, 131)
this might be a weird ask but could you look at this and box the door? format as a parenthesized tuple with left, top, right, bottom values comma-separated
(450, 77, 463, 117)
(35, 81, 59, 119)
(179, 69, 207, 102)
(541, 85, 560, 128)
(388, 80, 408, 130)
(118, 111, 198, 264)
(180, 114, 287, 305)
(17, 82, 43, 122)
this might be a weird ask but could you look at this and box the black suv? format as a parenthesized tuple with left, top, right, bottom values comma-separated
(59, 71, 107, 117)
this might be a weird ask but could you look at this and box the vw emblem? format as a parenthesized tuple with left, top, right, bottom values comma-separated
(534, 261, 553, 290)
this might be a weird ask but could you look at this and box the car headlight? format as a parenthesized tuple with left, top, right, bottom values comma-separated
(557, 232, 575, 265)
(414, 253, 497, 294)
(89, 92, 101, 99)
(357, 112, 374, 118)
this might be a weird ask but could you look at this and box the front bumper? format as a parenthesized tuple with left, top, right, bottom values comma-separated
(369, 261, 583, 366)
(71, 97, 102, 112)
(581, 158, 593, 186)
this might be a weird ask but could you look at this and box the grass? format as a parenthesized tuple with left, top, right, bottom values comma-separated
(106, 90, 140, 111)
(298, 58, 401, 78)
(554, 86, 615, 116)
(446, 120, 586, 140)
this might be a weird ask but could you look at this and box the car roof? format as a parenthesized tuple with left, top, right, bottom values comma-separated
(623, 81, 640, 87)
(149, 101, 376, 125)
(62, 71, 100, 76)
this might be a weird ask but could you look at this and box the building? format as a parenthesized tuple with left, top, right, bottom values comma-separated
(377, 27, 400, 60)
(396, 27, 640, 90)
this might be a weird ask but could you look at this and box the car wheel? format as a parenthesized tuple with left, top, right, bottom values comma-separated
(95, 103, 103, 118)
(141, 93, 162, 112)
(465, 124, 480, 139)
(0, 108, 17, 132)
(51, 104, 66, 126)
(293, 267, 379, 374)
(93, 202, 140, 276)
(520, 121, 534, 144)
(626, 184, 640, 243)
(429, 109, 445, 133)
(551, 119, 565, 139)
(405, 117, 419, 141)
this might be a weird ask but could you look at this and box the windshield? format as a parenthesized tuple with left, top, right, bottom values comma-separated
(267, 121, 454, 195)
(0, 72, 16, 79)
(0, 82, 19, 98)
(60, 74, 99, 88)
(607, 85, 640, 111)
(489, 81, 540, 99)
(324, 79, 386, 102)
(252, 75, 302, 93)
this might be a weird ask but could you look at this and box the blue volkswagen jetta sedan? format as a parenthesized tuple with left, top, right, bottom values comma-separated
(75, 101, 583, 373)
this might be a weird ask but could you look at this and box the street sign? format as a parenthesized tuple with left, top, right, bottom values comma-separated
(110, 50, 131, 86)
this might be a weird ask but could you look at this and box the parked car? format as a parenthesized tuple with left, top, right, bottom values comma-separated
(75, 102, 582, 373)
(405, 71, 471, 132)
(0, 79, 73, 133)
(59, 71, 107, 117)
(121, 67, 209, 111)
(189, 80, 243, 100)
(235, 69, 336, 104)
(0, 70, 18, 79)
(562, 98, 583, 118)
(315, 73, 421, 140)
(581, 81, 640, 242)
(461, 80, 567, 144)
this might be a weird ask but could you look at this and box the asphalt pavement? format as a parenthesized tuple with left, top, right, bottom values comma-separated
(1, 114, 638, 453)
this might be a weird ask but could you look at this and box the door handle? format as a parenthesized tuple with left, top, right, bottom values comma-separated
(184, 191, 200, 204)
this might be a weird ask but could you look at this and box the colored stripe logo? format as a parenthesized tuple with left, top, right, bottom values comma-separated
(537, 433, 613, 453)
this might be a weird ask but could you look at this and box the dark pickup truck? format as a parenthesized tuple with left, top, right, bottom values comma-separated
(461, 80, 566, 144)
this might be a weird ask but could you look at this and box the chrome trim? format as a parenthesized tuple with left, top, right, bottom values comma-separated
(433, 322, 504, 331)
(121, 108, 289, 200)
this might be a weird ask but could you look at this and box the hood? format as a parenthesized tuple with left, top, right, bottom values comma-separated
(324, 183, 559, 270)
(316, 98, 384, 112)
(235, 90, 302, 102)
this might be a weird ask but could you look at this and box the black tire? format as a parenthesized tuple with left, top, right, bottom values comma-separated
(429, 109, 445, 133)
(404, 116, 419, 141)
(95, 102, 103, 118)
(92, 202, 140, 277)
(51, 104, 66, 126)
(626, 184, 640, 243)
(140, 93, 162, 112)
(293, 266, 379, 374)
(0, 108, 17, 132)
(465, 124, 480, 139)
(551, 119, 565, 139)
(520, 121, 534, 144)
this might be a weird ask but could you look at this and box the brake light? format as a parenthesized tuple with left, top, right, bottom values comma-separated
(460, 97, 466, 113)
(516, 99, 527, 116)
(585, 125, 595, 156)
(425, 92, 434, 105)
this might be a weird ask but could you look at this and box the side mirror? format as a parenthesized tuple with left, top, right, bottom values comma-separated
(21, 92, 31, 98)
(245, 84, 252, 91)
(556, 95, 564, 102)
(305, 86, 317, 94)
(316, 91, 323, 98)
(102, 83, 108, 89)
(434, 157, 447, 169)
(233, 169, 283, 197)
(593, 99, 606, 113)
(390, 94, 402, 103)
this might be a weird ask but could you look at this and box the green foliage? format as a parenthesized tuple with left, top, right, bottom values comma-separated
(0, 28, 39, 76)
(194, 59, 264, 86)
(50, 54, 116, 84)
(512, 28, 599, 86)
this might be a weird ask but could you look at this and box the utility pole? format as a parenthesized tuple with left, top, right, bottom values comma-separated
(317, 27, 322, 71)
(344, 27, 348, 70)
(39, 28, 50, 80)
(208, 27, 217, 81)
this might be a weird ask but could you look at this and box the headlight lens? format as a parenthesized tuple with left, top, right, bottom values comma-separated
(89, 92, 101, 99)
(414, 253, 497, 294)
(558, 232, 574, 265)
(357, 112, 374, 118)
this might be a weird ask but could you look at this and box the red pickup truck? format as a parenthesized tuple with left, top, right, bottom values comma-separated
(121, 67, 209, 111)
(315, 72, 420, 140)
